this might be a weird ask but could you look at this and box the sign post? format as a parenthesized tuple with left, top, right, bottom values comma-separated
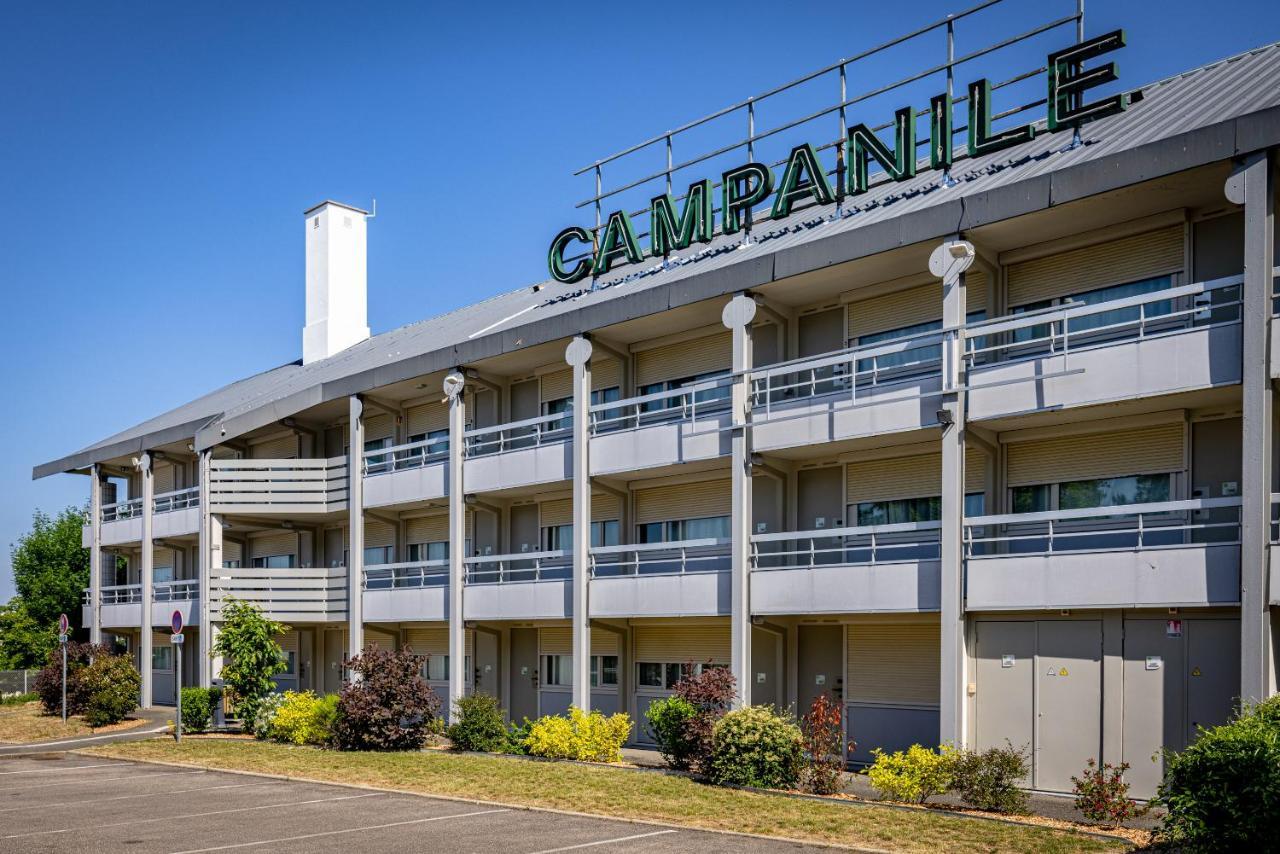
(57, 613, 69, 724)
(171, 610, 184, 742)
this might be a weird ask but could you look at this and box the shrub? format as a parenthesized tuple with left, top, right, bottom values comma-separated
(1, 692, 37, 706)
(951, 743, 1030, 814)
(333, 645, 441, 751)
(645, 696, 698, 770)
(666, 665, 736, 773)
(524, 707, 633, 763)
(708, 705, 804, 790)
(252, 691, 286, 740)
(269, 691, 337, 745)
(211, 601, 289, 729)
(34, 641, 105, 715)
(448, 692, 509, 752)
(801, 693, 847, 795)
(504, 717, 533, 755)
(1157, 698, 1280, 848)
(1072, 759, 1148, 826)
(179, 686, 221, 734)
(79, 653, 140, 727)
(866, 744, 956, 804)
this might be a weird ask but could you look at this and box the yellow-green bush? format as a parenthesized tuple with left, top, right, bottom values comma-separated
(267, 691, 338, 746)
(866, 744, 956, 804)
(523, 707, 632, 763)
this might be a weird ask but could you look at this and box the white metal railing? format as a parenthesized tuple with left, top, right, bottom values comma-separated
(464, 412, 572, 457)
(464, 550, 572, 584)
(750, 521, 941, 569)
(589, 538, 731, 577)
(84, 584, 140, 605)
(964, 497, 1242, 557)
(101, 498, 143, 523)
(208, 457, 348, 512)
(364, 435, 450, 476)
(589, 375, 733, 434)
(965, 274, 1242, 364)
(84, 580, 200, 605)
(207, 566, 348, 618)
(153, 486, 200, 514)
(363, 560, 450, 590)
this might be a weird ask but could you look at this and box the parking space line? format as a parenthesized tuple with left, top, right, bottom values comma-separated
(0, 769, 204, 792)
(167, 808, 511, 853)
(0, 782, 265, 814)
(1, 791, 384, 839)
(525, 830, 679, 853)
(0, 762, 130, 775)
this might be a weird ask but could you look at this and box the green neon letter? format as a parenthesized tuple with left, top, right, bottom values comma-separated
(547, 226, 593, 284)
(591, 210, 643, 276)
(846, 107, 917, 195)
(721, 162, 773, 235)
(1047, 30, 1128, 132)
(650, 180, 714, 256)
(771, 143, 834, 219)
(967, 79, 1036, 157)
(929, 93, 953, 170)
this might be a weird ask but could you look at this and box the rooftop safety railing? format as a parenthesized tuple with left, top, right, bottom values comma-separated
(464, 412, 572, 457)
(464, 550, 572, 584)
(963, 497, 1242, 557)
(363, 560, 449, 590)
(750, 521, 942, 569)
(101, 498, 143, 523)
(364, 435, 450, 476)
(589, 539, 731, 577)
(153, 486, 200, 514)
(589, 375, 733, 434)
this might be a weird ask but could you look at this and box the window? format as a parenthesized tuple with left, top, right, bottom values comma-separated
(250, 554, 294, 568)
(637, 516, 730, 544)
(222, 559, 242, 569)
(1010, 473, 1173, 513)
(407, 541, 448, 562)
(152, 565, 174, 583)
(637, 661, 722, 689)
(542, 654, 572, 686)
(854, 494, 985, 526)
(405, 429, 449, 464)
(856, 311, 985, 376)
(422, 655, 449, 681)
(282, 650, 296, 676)
(364, 436, 391, 467)
(152, 645, 173, 671)
(542, 520, 621, 551)
(542, 397, 573, 432)
(591, 655, 619, 687)
(1011, 275, 1175, 346)
(639, 371, 730, 415)
(363, 546, 393, 566)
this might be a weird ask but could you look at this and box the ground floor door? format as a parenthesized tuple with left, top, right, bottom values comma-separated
(474, 629, 500, 700)
(509, 628, 539, 723)
(321, 629, 345, 695)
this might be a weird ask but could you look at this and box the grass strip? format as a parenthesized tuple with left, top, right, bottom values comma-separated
(0, 701, 146, 744)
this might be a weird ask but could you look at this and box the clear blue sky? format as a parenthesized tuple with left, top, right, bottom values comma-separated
(1, 0, 1274, 601)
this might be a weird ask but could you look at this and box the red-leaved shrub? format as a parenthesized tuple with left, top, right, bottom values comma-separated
(801, 693, 847, 794)
(672, 665, 736, 774)
(333, 645, 441, 751)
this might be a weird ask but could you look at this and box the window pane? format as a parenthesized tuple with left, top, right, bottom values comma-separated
(1011, 485, 1050, 513)
(153, 566, 174, 583)
(1059, 474, 1170, 510)
(684, 516, 730, 540)
(665, 663, 687, 690)
(638, 662, 663, 687)
(591, 520, 620, 548)
(363, 546, 392, 565)
(964, 492, 985, 517)
(152, 645, 172, 670)
(601, 655, 619, 685)
(637, 523, 664, 544)
(1067, 276, 1173, 334)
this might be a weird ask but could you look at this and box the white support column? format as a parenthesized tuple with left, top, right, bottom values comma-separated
(445, 370, 467, 722)
(567, 336, 593, 712)
(347, 395, 365, 664)
(723, 293, 756, 709)
(932, 239, 975, 747)
(1226, 152, 1276, 701)
(139, 451, 154, 708)
(197, 450, 213, 688)
(88, 463, 102, 646)
(206, 513, 225, 685)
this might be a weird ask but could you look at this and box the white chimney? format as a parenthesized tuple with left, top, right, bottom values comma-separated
(303, 200, 371, 365)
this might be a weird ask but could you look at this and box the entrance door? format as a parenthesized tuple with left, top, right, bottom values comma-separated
(1035, 621, 1101, 792)
(1186, 619, 1240, 739)
(322, 629, 345, 695)
(474, 630, 500, 699)
(297, 629, 315, 692)
(509, 628, 539, 723)
(974, 620, 1035, 784)
(798, 625, 843, 716)
(751, 626, 781, 708)
(1122, 619, 1186, 798)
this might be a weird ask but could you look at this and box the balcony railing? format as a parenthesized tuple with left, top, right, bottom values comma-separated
(82, 579, 199, 605)
(363, 560, 449, 590)
(464, 412, 572, 457)
(464, 550, 571, 584)
(153, 486, 199, 514)
(364, 436, 450, 476)
(590, 538, 731, 577)
(208, 457, 347, 513)
(963, 497, 1242, 557)
(207, 566, 348, 619)
(750, 521, 941, 569)
(101, 498, 143, 523)
(589, 376, 733, 434)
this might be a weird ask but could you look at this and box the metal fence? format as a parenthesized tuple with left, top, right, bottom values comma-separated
(0, 669, 39, 695)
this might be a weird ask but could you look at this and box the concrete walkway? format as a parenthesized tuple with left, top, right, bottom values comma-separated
(0, 707, 171, 757)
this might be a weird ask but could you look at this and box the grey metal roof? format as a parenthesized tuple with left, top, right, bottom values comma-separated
(34, 41, 1280, 480)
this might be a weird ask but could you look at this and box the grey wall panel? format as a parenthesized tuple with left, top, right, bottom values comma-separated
(589, 573, 729, 619)
(1186, 619, 1241, 737)
(1122, 618, 1188, 799)
(799, 309, 844, 357)
(509, 504, 540, 554)
(798, 466, 844, 531)
(974, 621, 1035, 781)
(751, 561, 941, 615)
(1034, 620, 1102, 792)
(751, 627, 781, 709)
(475, 631, 500, 699)
(1192, 418, 1242, 502)
(363, 587, 448, 623)
(464, 580, 570, 622)
(798, 625, 843, 717)
(845, 705, 939, 765)
(363, 463, 448, 508)
(463, 443, 572, 495)
(752, 379, 940, 454)
(588, 415, 731, 476)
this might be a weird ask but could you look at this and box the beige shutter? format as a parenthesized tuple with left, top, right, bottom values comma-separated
(365, 414, 394, 443)
(846, 283, 940, 342)
(635, 624, 730, 663)
(1006, 423, 1185, 487)
(222, 541, 243, 565)
(250, 434, 297, 459)
(539, 499, 572, 528)
(847, 623, 940, 705)
(540, 627, 572, 656)
(404, 627, 447, 656)
(966, 269, 988, 315)
(635, 332, 731, 386)
(592, 628, 619, 656)
(965, 448, 987, 494)
(541, 370, 573, 403)
(407, 402, 448, 436)
(364, 518, 395, 550)
(1007, 225, 1183, 307)
(153, 546, 173, 568)
(154, 464, 175, 495)
(592, 493, 622, 522)
(593, 358, 621, 391)
(365, 628, 397, 651)
(847, 455, 940, 505)
(636, 479, 731, 525)
(278, 630, 299, 655)
(406, 514, 448, 545)
(250, 532, 297, 560)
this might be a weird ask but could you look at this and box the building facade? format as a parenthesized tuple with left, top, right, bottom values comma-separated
(36, 29, 1280, 799)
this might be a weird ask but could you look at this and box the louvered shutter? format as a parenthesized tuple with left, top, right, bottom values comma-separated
(365, 414, 394, 443)
(406, 514, 448, 545)
(403, 627, 472, 659)
(1007, 226, 1183, 307)
(540, 627, 572, 656)
(592, 628, 619, 656)
(153, 464, 175, 495)
(250, 434, 297, 459)
(364, 518, 395, 550)
(846, 283, 940, 342)
(635, 332, 731, 386)
(966, 269, 988, 314)
(635, 624, 730, 663)
(592, 493, 622, 522)
(846, 451, 986, 504)
(407, 403, 448, 436)
(539, 499, 572, 528)
(541, 370, 573, 403)
(635, 480, 731, 525)
(250, 532, 297, 560)
(847, 622, 940, 705)
(221, 541, 243, 566)
(593, 359, 621, 391)
(1006, 423, 1185, 487)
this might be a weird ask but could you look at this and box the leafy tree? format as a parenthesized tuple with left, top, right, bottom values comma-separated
(0, 599, 56, 668)
(11, 507, 90, 629)
(211, 600, 289, 728)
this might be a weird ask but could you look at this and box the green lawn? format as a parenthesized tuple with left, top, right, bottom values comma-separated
(90, 739, 1130, 853)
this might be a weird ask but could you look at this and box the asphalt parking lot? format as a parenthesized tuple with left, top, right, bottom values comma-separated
(0, 753, 826, 853)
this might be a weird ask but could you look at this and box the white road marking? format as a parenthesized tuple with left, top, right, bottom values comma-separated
(0, 768, 203, 792)
(1, 791, 383, 839)
(167, 808, 511, 853)
(0, 725, 168, 749)
(0, 762, 129, 775)
(0, 782, 263, 814)
(525, 830, 679, 853)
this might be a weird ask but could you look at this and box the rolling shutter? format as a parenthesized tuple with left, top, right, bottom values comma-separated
(539, 494, 622, 529)
(365, 628, 397, 651)
(250, 532, 297, 560)
(845, 450, 987, 505)
(593, 359, 621, 391)
(404, 627, 472, 659)
(153, 464, 175, 495)
(846, 283, 940, 342)
(1006, 423, 1185, 487)
(540, 627, 572, 656)
(635, 332, 731, 386)
(592, 628, 619, 656)
(222, 540, 243, 566)
(365, 518, 395, 550)
(406, 514, 448, 545)
(250, 434, 297, 459)
(592, 493, 622, 522)
(407, 402, 448, 436)
(847, 622, 940, 705)
(1007, 225, 1183, 307)
(541, 370, 573, 403)
(635, 624, 730, 663)
(635, 479, 731, 525)
(966, 269, 988, 314)
(152, 546, 173, 569)
(965, 448, 987, 494)
(365, 414, 394, 443)
(278, 630, 299, 655)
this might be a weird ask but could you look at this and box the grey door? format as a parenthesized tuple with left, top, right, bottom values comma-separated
(974, 620, 1035, 782)
(509, 505, 540, 554)
(751, 626, 781, 708)
(474, 630, 500, 699)
(1035, 620, 1102, 792)
(322, 629, 344, 695)
(798, 467, 845, 531)
(1186, 619, 1240, 739)
(509, 380, 539, 421)
(297, 629, 315, 693)
(1122, 619, 1187, 798)
(798, 625, 843, 716)
(509, 628, 539, 723)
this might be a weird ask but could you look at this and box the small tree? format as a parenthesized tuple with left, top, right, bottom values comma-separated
(333, 645, 441, 751)
(80, 653, 140, 726)
(449, 692, 510, 752)
(211, 600, 288, 728)
(709, 705, 804, 789)
(671, 665, 736, 774)
(801, 693, 847, 794)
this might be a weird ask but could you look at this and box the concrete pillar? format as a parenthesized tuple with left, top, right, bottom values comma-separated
(197, 450, 213, 687)
(567, 336, 593, 712)
(1226, 152, 1276, 702)
(445, 370, 467, 722)
(139, 451, 154, 708)
(88, 463, 102, 646)
(206, 514, 225, 685)
(932, 239, 975, 747)
(723, 293, 756, 708)
(347, 395, 365, 664)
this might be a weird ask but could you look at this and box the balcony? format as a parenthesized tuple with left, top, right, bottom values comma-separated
(750, 522, 941, 614)
(363, 436, 449, 508)
(588, 378, 732, 476)
(964, 498, 1241, 610)
(81, 580, 200, 629)
(463, 413, 572, 492)
(966, 275, 1242, 422)
(208, 458, 347, 515)
(86, 486, 201, 547)
(461, 550, 571, 620)
(362, 560, 449, 622)
(207, 566, 348, 622)
(589, 539, 730, 618)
